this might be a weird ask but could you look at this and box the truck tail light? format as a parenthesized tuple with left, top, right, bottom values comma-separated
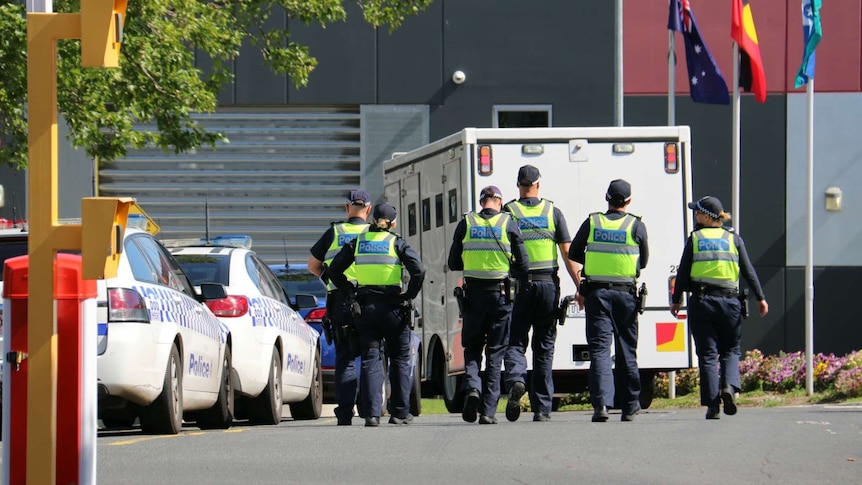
(205, 295, 249, 318)
(108, 288, 150, 323)
(664, 142, 679, 173)
(478, 145, 493, 175)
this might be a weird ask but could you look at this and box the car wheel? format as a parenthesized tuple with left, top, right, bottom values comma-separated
(140, 344, 183, 435)
(289, 349, 323, 420)
(250, 348, 283, 425)
(198, 345, 234, 429)
(409, 360, 422, 417)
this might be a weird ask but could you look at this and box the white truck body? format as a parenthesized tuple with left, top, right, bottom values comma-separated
(383, 127, 695, 408)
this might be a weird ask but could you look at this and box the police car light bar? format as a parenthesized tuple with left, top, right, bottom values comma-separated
(161, 235, 253, 249)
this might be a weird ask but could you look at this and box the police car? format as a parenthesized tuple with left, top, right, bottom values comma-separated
(97, 218, 234, 434)
(169, 237, 323, 425)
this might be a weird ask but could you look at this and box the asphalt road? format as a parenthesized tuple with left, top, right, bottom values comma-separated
(4, 404, 861, 484)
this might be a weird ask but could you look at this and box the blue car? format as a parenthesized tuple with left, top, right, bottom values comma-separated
(269, 263, 422, 416)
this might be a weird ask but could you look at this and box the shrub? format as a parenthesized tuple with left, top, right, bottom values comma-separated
(675, 368, 700, 395)
(761, 351, 805, 392)
(834, 367, 862, 398)
(813, 353, 846, 392)
(739, 349, 764, 392)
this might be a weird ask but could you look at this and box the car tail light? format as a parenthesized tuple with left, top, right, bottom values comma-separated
(478, 145, 493, 175)
(305, 307, 327, 324)
(205, 295, 249, 318)
(108, 288, 150, 323)
(664, 142, 679, 173)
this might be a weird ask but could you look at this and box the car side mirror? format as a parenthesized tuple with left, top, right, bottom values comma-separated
(294, 294, 318, 310)
(199, 283, 228, 301)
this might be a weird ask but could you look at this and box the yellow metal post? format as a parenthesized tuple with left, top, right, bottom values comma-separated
(25, 3, 127, 483)
(27, 14, 83, 485)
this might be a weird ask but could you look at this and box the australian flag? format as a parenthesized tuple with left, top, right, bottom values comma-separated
(668, 0, 730, 105)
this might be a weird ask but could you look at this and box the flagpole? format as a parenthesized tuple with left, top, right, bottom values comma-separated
(731, 41, 741, 234)
(667, 18, 677, 400)
(668, 30, 675, 127)
(805, 78, 815, 395)
(614, 0, 624, 126)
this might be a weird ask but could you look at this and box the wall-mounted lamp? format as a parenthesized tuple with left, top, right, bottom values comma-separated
(452, 70, 466, 85)
(825, 186, 843, 212)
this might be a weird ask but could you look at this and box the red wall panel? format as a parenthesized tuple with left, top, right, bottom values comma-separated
(784, 0, 861, 92)
(623, 0, 852, 96)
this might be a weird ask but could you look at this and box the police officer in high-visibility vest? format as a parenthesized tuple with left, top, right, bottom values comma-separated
(448, 185, 529, 424)
(670, 196, 768, 419)
(568, 179, 648, 422)
(308, 189, 371, 425)
(502, 165, 582, 423)
(328, 202, 425, 427)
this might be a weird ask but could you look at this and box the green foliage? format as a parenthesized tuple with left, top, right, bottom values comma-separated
(0, 0, 433, 167)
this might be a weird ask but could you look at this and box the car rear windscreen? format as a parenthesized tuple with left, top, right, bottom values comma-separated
(173, 254, 231, 286)
(275, 268, 327, 299)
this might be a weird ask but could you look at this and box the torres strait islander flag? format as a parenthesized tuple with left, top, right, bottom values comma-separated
(731, 0, 767, 103)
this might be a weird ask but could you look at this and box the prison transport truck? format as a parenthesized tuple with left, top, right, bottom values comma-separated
(383, 126, 695, 412)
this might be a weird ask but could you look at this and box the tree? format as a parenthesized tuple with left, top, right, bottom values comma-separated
(0, 0, 433, 169)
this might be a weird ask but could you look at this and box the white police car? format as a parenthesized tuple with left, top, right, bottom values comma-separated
(97, 219, 234, 434)
(168, 236, 323, 425)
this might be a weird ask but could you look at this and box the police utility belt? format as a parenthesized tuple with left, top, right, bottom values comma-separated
(525, 273, 555, 283)
(581, 280, 635, 294)
(693, 285, 739, 298)
(356, 286, 402, 302)
(464, 277, 508, 291)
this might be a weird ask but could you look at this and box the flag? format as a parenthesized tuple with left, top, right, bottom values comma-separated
(795, 0, 822, 88)
(668, 0, 730, 104)
(731, 0, 767, 103)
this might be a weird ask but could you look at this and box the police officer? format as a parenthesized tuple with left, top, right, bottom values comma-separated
(670, 196, 768, 419)
(308, 189, 371, 425)
(503, 165, 582, 423)
(328, 202, 425, 427)
(568, 179, 648, 422)
(448, 186, 529, 424)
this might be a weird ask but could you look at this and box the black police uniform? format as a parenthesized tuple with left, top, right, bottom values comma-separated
(503, 197, 573, 420)
(569, 209, 649, 420)
(329, 227, 425, 425)
(673, 226, 765, 415)
(309, 216, 367, 424)
(448, 208, 529, 422)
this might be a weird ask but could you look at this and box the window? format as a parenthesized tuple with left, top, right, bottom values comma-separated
(421, 198, 431, 232)
(408, 202, 417, 236)
(435, 194, 444, 228)
(493, 104, 552, 128)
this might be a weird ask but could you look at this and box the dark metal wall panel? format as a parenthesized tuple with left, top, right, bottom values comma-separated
(376, 1, 444, 105)
(625, 0, 788, 96)
(287, 2, 376, 104)
(784, 0, 861, 92)
(235, 12, 288, 105)
(195, 51, 236, 106)
(786, 267, 862, 356)
(741, 266, 786, 355)
(430, 0, 615, 139)
(0, 167, 26, 221)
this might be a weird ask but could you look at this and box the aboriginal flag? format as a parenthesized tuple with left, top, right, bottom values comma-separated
(731, 0, 767, 103)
